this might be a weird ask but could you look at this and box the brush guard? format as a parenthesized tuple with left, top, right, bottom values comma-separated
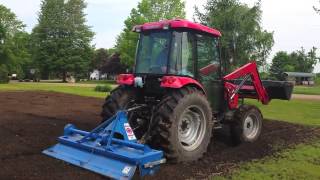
(43, 109, 166, 179)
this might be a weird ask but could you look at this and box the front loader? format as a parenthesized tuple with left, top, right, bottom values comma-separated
(43, 19, 293, 179)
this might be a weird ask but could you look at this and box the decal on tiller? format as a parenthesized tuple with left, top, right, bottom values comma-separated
(122, 166, 132, 175)
(124, 123, 136, 140)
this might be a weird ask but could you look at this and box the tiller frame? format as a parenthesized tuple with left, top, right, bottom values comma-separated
(43, 109, 165, 180)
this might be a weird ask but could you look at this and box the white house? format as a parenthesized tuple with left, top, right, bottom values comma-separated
(90, 69, 108, 80)
(90, 69, 100, 80)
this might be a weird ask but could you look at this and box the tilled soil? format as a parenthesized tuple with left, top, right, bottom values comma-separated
(0, 91, 319, 180)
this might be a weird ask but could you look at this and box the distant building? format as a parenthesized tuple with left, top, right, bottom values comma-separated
(90, 69, 108, 80)
(11, 74, 17, 80)
(90, 69, 100, 80)
(284, 72, 316, 86)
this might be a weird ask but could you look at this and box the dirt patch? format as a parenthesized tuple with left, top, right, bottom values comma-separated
(0, 91, 319, 180)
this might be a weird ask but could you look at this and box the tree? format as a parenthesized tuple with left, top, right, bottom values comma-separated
(0, 5, 31, 81)
(195, 0, 274, 72)
(0, 5, 24, 38)
(32, 0, 94, 81)
(6, 32, 32, 79)
(0, 64, 9, 83)
(314, 1, 320, 14)
(91, 48, 108, 71)
(0, 4, 25, 66)
(291, 47, 318, 73)
(100, 53, 127, 75)
(116, 0, 186, 67)
(269, 51, 291, 80)
(31, 0, 65, 79)
(270, 48, 319, 80)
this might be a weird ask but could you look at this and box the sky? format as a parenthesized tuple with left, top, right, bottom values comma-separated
(1, 0, 320, 72)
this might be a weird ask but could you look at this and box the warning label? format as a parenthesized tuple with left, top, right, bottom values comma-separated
(124, 123, 136, 140)
(122, 166, 132, 175)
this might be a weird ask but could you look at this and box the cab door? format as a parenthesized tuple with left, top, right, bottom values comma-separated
(195, 33, 224, 112)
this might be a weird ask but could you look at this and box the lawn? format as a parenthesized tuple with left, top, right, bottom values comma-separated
(293, 77, 320, 95)
(0, 82, 109, 98)
(293, 85, 320, 95)
(216, 139, 320, 180)
(247, 99, 320, 126)
(216, 99, 320, 179)
(76, 80, 116, 84)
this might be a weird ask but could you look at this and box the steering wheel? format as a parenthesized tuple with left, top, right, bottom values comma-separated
(149, 65, 163, 73)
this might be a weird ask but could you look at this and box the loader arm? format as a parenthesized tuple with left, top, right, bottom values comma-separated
(223, 62, 270, 109)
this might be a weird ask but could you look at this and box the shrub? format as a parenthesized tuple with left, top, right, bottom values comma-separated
(0, 65, 9, 84)
(94, 84, 113, 92)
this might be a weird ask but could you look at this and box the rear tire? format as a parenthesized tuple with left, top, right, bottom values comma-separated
(150, 87, 213, 162)
(101, 86, 136, 122)
(101, 86, 149, 138)
(230, 105, 263, 145)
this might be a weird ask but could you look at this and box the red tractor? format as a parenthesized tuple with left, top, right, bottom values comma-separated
(101, 19, 293, 163)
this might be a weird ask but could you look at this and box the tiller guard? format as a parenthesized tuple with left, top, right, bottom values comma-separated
(43, 110, 165, 179)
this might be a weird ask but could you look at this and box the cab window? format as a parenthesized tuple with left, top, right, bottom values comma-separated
(196, 34, 220, 80)
(169, 32, 194, 77)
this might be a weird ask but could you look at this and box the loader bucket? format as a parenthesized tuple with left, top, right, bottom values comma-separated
(43, 111, 165, 179)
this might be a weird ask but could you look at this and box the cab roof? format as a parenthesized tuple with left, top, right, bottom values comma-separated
(133, 19, 221, 37)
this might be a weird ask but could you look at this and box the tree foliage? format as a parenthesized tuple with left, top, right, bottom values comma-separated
(0, 5, 24, 37)
(116, 0, 186, 67)
(314, 1, 320, 14)
(32, 0, 94, 81)
(195, 0, 274, 71)
(0, 5, 31, 81)
(0, 64, 9, 83)
(91, 48, 108, 71)
(270, 47, 319, 80)
(100, 53, 127, 75)
(269, 51, 291, 80)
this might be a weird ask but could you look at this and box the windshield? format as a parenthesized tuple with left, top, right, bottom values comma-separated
(135, 31, 171, 74)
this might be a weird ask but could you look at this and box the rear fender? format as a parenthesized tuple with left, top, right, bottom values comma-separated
(160, 76, 205, 94)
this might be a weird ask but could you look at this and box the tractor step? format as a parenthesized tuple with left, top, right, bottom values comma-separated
(43, 111, 165, 179)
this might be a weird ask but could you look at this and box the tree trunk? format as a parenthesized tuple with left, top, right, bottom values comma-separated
(62, 71, 67, 82)
(41, 67, 50, 80)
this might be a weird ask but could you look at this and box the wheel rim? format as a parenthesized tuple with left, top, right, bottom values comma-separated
(243, 113, 260, 139)
(178, 105, 206, 151)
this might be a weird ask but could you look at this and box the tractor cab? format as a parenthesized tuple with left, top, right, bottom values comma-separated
(128, 19, 224, 111)
(133, 19, 222, 80)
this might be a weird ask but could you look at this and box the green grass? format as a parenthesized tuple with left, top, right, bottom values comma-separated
(77, 80, 116, 84)
(293, 77, 320, 95)
(215, 99, 320, 179)
(293, 85, 320, 95)
(218, 95, 320, 180)
(246, 99, 320, 126)
(216, 140, 320, 180)
(0, 83, 110, 98)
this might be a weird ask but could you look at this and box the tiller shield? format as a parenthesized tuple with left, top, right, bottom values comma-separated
(43, 111, 165, 179)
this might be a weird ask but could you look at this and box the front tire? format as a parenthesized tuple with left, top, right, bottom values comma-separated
(230, 105, 263, 145)
(150, 87, 213, 162)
